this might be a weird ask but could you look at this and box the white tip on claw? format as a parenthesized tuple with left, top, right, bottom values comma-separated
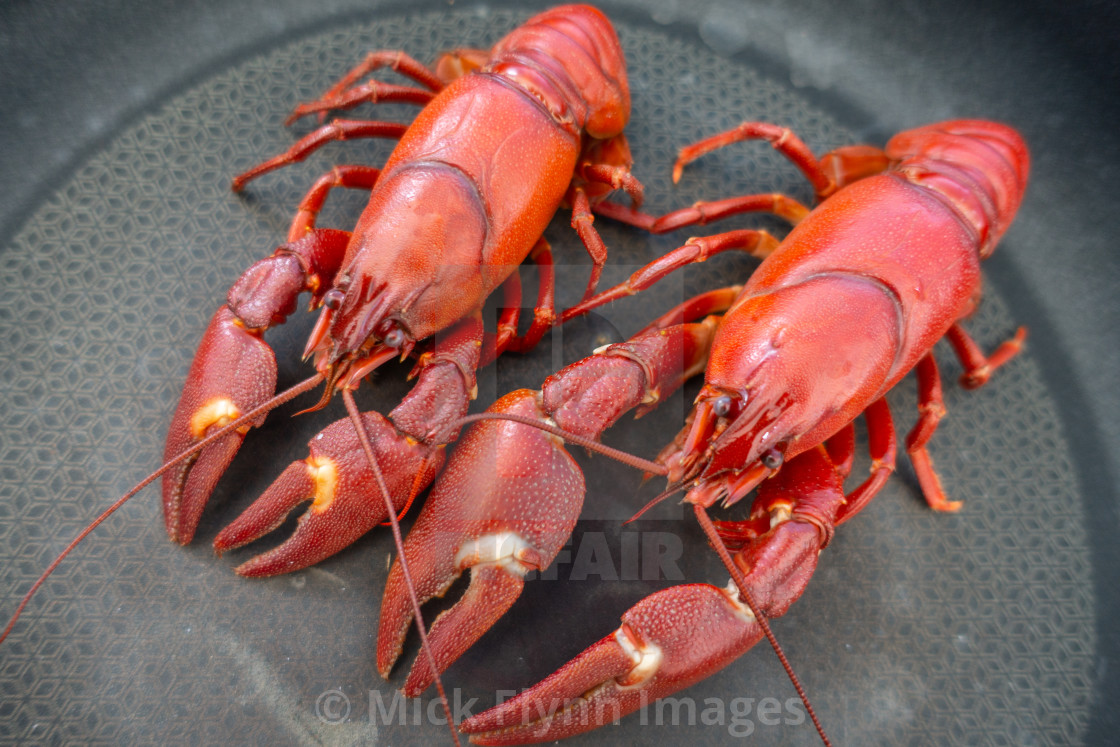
(454, 532, 538, 575)
(613, 623, 663, 690)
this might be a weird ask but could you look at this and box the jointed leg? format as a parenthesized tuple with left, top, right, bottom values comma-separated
(837, 397, 899, 523)
(288, 50, 445, 124)
(503, 239, 557, 355)
(566, 134, 646, 301)
(674, 121, 837, 197)
(595, 192, 811, 234)
(568, 187, 609, 302)
(232, 121, 403, 191)
(579, 162, 644, 206)
(479, 272, 524, 369)
(236, 47, 489, 189)
(594, 122, 825, 235)
(323, 50, 443, 96)
(285, 164, 381, 240)
(287, 82, 437, 124)
(904, 352, 960, 512)
(561, 229, 779, 324)
(636, 285, 744, 337)
(476, 238, 558, 365)
(595, 122, 895, 236)
(945, 322, 1027, 389)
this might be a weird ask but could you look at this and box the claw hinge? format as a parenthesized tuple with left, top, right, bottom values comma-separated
(613, 624, 663, 689)
(454, 532, 542, 575)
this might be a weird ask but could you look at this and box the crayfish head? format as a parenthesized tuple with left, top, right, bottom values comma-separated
(672, 274, 901, 509)
(670, 381, 800, 509)
(301, 275, 418, 400)
(297, 163, 490, 400)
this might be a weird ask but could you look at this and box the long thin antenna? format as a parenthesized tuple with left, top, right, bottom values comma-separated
(1, 373, 325, 645)
(341, 390, 461, 747)
(624, 481, 688, 524)
(453, 412, 668, 476)
(693, 504, 831, 746)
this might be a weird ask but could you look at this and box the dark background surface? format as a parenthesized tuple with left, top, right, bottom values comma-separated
(0, 1, 1117, 744)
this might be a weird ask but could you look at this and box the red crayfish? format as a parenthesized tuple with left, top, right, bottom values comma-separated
(1, 5, 642, 730)
(162, 3, 642, 571)
(373, 118, 1029, 744)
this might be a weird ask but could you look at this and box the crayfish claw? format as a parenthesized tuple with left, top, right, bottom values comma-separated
(461, 584, 764, 745)
(163, 308, 278, 545)
(400, 564, 527, 696)
(376, 390, 585, 688)
(213, 411, 440, 577)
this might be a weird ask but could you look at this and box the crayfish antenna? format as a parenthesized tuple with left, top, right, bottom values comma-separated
(693, 504, 832, 746)
(340, 390, 460, 747)
(0, 373, 325, 646)
(451, 412, 668, 476)
(623, 480, 688, 524)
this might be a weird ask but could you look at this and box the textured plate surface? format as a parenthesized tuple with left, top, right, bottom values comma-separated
(0, 1, 1116, 745)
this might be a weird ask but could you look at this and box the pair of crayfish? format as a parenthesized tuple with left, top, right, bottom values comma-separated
(2, 5, 1029, 745)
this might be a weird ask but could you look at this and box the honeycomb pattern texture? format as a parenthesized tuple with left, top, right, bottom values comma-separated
(0, 6, 1093, 745)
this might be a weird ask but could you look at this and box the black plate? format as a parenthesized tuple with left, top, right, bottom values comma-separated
(2, 1, 1117, 744)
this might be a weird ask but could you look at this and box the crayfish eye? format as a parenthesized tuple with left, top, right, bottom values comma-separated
(323, 289, 344, 310)
(712, 395, 734, 418)
(761, 445, 786, 470)
(377, 320, 408, 349)
(384, 329, 406, 348)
